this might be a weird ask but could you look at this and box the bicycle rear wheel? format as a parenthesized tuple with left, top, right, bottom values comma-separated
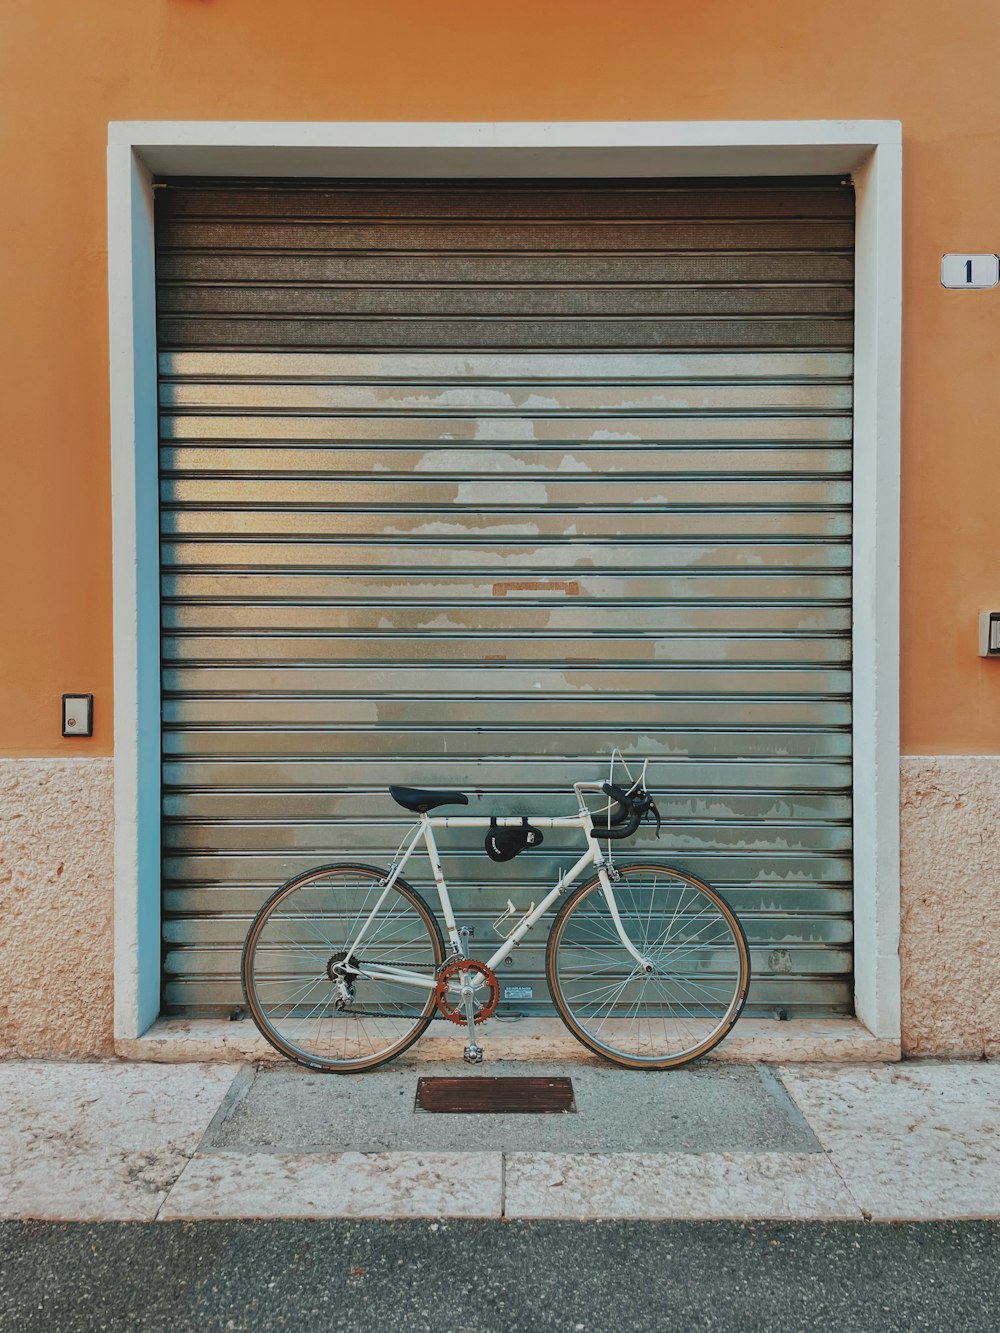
(546, 864, 750, 1069)
(242, 862, 445, 1073)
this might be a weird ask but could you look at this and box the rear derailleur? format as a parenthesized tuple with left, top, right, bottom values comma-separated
(327, 951, 359, 1010)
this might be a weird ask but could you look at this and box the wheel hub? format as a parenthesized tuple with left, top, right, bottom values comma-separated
(326, 950, 358, 983)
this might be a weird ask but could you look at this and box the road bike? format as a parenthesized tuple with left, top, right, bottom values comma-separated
(241, 754, 751, 1073)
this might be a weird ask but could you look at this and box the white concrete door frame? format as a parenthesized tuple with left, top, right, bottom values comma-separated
(107, 120, 902, 1047)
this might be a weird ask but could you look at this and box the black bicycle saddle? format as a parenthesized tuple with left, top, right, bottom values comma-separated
(389, 785, 470, 814)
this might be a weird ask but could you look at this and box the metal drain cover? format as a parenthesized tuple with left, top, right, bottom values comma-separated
(415, 1076, 576, 1114)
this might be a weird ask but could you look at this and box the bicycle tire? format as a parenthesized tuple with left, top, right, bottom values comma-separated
(546, 863, 750, 1070)
(242, 862, 445, 1073)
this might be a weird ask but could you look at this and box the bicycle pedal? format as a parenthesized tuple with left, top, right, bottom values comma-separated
(463, 1043, 484, 1064)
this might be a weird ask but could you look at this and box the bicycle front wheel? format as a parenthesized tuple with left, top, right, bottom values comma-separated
(546, 864, 750, 1070)
(242, 862, 445, 1073)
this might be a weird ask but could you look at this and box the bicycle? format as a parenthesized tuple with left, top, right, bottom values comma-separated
(241, 754, 751, 1073)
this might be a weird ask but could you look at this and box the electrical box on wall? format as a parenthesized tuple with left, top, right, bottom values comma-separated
(62, 694, 94, 736)
(978, 613, 1000, 657)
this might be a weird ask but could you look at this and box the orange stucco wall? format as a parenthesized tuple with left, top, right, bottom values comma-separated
(2, 0, 1000, 757)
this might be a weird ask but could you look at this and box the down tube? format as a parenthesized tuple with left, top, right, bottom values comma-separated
(484, 848, 596, 971)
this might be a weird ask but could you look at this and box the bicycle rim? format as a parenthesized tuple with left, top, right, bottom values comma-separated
(242, 863, 444, 1073)
(547, 864, 750, 1069)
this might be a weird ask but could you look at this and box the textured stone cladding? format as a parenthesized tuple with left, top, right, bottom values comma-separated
(901, 757, 1000, 1058)
(0, 759, 114, 1057)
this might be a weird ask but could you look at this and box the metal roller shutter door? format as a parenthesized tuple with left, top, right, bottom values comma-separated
(155, 179, 854, 1017)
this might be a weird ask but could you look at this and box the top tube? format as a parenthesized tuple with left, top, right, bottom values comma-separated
(423, 813, 587, 829)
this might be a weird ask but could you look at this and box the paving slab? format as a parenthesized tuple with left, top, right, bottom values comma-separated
(160, 1150, 502, 1220)
(504, 1150, 860, 1220)
(780, 1063, 1000, 1220)
(198, 1059, 818, 1155)
(0, 1062, 238, 1222)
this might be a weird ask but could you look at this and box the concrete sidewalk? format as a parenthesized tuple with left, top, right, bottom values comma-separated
(0, 1058, 996, 1224)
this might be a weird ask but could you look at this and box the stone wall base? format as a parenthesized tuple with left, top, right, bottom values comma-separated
(900, 756, 1000, 1058)
(0, 758, 115, 1057)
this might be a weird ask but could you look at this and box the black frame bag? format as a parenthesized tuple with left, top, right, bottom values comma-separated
(485, 816, 545, 862)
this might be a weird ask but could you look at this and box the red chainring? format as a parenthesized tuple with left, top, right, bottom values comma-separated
(435, 959, 500, 1026)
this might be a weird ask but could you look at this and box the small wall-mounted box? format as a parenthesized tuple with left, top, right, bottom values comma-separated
(978, 613, 1000, 657)
(62, 694, 94, 737)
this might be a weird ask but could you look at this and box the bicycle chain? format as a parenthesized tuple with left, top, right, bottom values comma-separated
(338, 1009, 454, 1021)
(335, 956, 484, 1022)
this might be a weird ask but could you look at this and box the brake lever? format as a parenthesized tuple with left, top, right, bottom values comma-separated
(647, 797, 662, 838)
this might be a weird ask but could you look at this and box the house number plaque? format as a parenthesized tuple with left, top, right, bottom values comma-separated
(941, 253, 1000, 289)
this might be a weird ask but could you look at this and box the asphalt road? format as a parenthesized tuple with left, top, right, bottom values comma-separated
(2, 1219, 997, 1333)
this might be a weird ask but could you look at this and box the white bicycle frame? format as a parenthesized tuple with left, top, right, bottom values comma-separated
(345, 774, 651, 996)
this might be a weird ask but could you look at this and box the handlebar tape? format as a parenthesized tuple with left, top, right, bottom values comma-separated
(591, 782, 644, 839)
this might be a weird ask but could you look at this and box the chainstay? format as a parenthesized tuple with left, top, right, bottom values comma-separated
(356, 958, 440, 969)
